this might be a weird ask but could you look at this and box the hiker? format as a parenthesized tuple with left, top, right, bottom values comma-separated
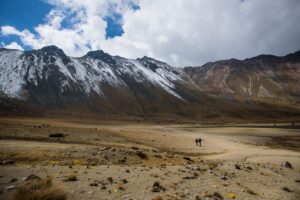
(195, 138, 199, 146)
(195, 138, 202, 147)
(198, 138, 202, 147)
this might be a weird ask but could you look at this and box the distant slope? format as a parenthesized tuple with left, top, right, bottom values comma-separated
(184, 51, 300, 106)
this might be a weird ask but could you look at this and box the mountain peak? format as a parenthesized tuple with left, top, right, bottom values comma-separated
(85, 50, 116, 64)
(41, 45, 60, 50)
(137, 56, 169, 66)
(284, 50, 300, 62)
(41, 45, 63, 52)
(138, 56, 158, 62)
(85, 50, 105, 57)
(34, 45, 66, 57)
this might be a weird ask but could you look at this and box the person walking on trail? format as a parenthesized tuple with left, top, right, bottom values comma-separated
(198, 138, 202, 147)
(195, 138, 202, 147)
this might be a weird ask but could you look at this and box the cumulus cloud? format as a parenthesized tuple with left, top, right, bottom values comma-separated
(2, 42, 24, 51)
(1, 0, 300, 66)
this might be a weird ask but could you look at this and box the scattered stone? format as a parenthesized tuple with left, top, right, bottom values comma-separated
(193, 166, 201, 171)
(195, 195, 201, 200)
(183, 157, 192, 161)
(154, 154, 162, 159)
(131, 146, 139, 150)
(295, 180, 300, 183)
(107, 177, 113, 184)
(136, 151, 148, 159)
(213, 192, 224, 200)
(152, 181, 166, 193)
(246, 166, 253, 170)
(281, 161, 292, 169)
(10, 178, 18, 183)
(90, 182, 98, 187)
(5, 185, 16, 190)
(235, 164, 241, 170)
(246, 188, 257, 195)
(150, 174, 159, 178)
(63, 174, 77, 182)
(1, 160, 15, 165)
(220, 176, 228, 181)
(282, 187, 292, 192)
(23, 174, 40, 181)
(115, 183, 125, 191)
(183, 173, 198, 180)
(49, 133, 64, 138)
(100, 185, 107, 190)
(98, 147, 110, 152)
(121, 178, 128, 184)
(117, 158, 125, 164)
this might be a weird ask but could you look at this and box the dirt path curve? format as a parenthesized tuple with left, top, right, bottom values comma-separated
(1, 117, 300, 167)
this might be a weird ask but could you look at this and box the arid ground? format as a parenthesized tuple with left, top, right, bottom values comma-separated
(0, 117, 299, 200)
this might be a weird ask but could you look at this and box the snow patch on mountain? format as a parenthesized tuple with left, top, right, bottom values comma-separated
(129, 60, 183, 99)
(0, 47, 184, 100)
(75, 57, 122, 94)
(0, 50, 25, 98)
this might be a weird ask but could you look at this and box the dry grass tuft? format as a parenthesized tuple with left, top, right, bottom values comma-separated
(14, 176, 67, 200)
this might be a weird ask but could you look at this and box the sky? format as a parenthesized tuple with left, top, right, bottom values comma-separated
(1, 0, 300, 66)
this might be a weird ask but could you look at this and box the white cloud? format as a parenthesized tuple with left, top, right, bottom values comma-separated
(108, 0, 300, 66)
(2, 42, 24, 50)
(1, 26, 22, 35)
(1, 0, 300, 66)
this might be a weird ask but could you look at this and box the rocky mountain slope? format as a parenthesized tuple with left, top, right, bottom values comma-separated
(0, 46, 299, 121)
(184, 51, 300, 106)
(0, 46, 205, 119)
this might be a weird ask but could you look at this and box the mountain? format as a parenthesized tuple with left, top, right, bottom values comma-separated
(184, 51, 300, 106)
(0, 46, 203, 119)
(0, 46, 299, 122)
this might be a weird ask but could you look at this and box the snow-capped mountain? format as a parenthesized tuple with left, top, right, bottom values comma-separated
(0, 46, 299, 121)
(0, 46, 204, 118)
(0, 46, 188, 100)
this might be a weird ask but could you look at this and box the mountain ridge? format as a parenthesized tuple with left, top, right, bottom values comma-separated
(0, 46, 300, 122)
(184, 50, 300, 105)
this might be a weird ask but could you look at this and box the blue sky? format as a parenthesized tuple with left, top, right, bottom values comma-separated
(0, 0, 51, 50)
(0, 0, 127, 50)
(0, 0, 51, 31)
(1, 0, 300, 66)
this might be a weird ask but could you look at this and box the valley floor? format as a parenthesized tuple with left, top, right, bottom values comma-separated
(0, 117, 299, 200)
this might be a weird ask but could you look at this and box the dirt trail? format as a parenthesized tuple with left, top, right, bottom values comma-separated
(1, 117, 300, 166)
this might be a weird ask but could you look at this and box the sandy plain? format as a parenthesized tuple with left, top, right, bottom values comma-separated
(0, 117, 299, 200)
